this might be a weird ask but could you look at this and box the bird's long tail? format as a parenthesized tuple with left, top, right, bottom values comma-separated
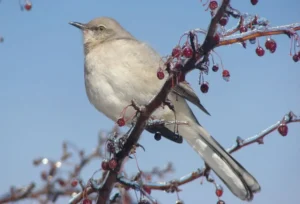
(177, 112, 261, 201)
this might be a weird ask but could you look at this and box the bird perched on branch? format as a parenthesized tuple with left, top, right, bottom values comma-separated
(69, 16, 260, 201)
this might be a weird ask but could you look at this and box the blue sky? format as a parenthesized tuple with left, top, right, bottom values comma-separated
(0, 0, 299, 203)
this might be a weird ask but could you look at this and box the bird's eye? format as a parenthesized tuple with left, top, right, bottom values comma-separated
(98, 25, 106, 31)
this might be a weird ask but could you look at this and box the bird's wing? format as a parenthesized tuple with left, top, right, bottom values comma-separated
(172, 82, 211, 116)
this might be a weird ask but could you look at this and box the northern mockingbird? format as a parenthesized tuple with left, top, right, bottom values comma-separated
(69, 17, 260, 201)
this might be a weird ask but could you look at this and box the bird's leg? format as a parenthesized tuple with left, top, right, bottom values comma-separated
(163, 98, 180, 135)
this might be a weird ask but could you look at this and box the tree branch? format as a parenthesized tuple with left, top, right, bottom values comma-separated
(117, 112, 299, 192)
(219, 23, 300, 46)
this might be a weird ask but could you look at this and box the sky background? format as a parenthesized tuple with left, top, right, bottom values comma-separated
(0, 0, 299, 203)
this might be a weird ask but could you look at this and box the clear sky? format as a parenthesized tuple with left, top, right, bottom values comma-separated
(0, 0, 299, 203)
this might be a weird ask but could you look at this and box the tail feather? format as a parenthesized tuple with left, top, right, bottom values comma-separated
(179, 121, 261, 201)
(161, 93, 260, 200)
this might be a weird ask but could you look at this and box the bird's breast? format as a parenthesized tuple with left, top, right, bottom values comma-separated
(84, 42, 164, 122)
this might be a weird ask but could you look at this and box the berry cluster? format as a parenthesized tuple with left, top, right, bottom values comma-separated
(156, 30, 231, 95)
(101, 134, 128, 171)
(156, 39, 194, 84)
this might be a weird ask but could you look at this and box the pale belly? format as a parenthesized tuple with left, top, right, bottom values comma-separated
(84, 66, 167, 124)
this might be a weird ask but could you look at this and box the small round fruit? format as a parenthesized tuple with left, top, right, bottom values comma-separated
(157, 70, 165, 80)
(182, 46, 193, 58)
(117, 117, 125, 127)
(217, 200, 225, 204)
(292, 54, 299, 62)
(58, 179, 65, 187)
(101, 160, 109, 170)
(213, 33, 220, 44)
(24, 2, 32, 11)
(212, 65, 219, 72)
(209, 1, 218, 10)
(265, 38, 277, 53)
(200, 82, 209, 93)
(71, 179, 78, 187)
(239, 26, 248, 33)
(109, 159, 118, 169)
(251, 0, 258, 5)
(222, 70, 230, 82)
(278, 124, 288, 136)
(172, 46, 181, 58)
(216, 188, 223, 197)
(219, 15, 229, 26)
(255, 46, 265, 57)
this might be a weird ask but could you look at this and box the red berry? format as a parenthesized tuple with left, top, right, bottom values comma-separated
(212, 65, 219, 72)
(222, 70, 230, 81)
(251, 0, 258, 5)
(255, 46, 265, 57)
(239, 26, 248, 33)
(143, 186, 151, 194)
(200, 82, 209, 93)
(157, 70, 165, 80)
(172, 46, 181, 58)
(182, 45, 193, 58)
(117, 117, 125, 127)
(109, 159, 118, 169)
(213, 33, 220, 44)
(292, 54, 299, 62)
(278, 124, 288, 136)
(71, 179, 78, 187)
(101, 160, 109, 170)
(217, 200, 225, 204)
(83, 198, 92, 204)
(58, 179, 65, 187)
(209, 1, 218, 10)
(216, 188, 223, 197)
(219, 15, 229, 26)
(24, 2, 32, 11)
(265, 38, 277, 53)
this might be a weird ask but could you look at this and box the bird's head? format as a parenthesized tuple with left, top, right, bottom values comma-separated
(69, 17, 133, 52)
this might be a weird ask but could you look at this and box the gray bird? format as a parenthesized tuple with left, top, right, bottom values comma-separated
(69, 17, 260, 201)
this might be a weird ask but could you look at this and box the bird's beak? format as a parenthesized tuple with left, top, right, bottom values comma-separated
(69, 21, 86, 30)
